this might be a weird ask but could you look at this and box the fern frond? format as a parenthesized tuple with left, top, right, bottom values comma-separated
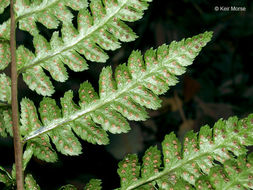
(116, 114, 253, 190)
(0, 73, 11, 104)
(22, 32, 212, 161)
(0, 20, 10, 71)
(0, 0, 9, 14)
(58, 180, 102, 190)
(0, 108, 12, 137)
(15, 0, 89, 35)
(20, 98, 58, 162)
(1, 167, 42, 189)
(25, 174, 40, 190)
(23, 146, 33, 171)
(0, 19, 10, 41)
(59, 184, 77, 190)
(196, 153, 253, 190)
(15, 0, 152, 96)
(84, 179, 102, 190)
(0, 75, 12, 138)
(0, 166, 12, 186)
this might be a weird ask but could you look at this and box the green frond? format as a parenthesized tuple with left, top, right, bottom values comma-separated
(39, 97, 82, 155)
(57, 179, 103, 190)
(23, 32, 212, 151)
(0, 42, 10, 70)
(0, 19, 10, 70)
(0, 108, 13, 137)
(0, 0, 9, 14)
(25, 174, 40, 190)
(23, 146, 33, 171)
(20, 99, 58, 162)
(0, 73, 11, 104)
(195, 153, 253, 190)
(84, 179, 102, 190)
(15, 0, 88, 35)
(59, 184, 77, 190)
(0, 75, 12, 137)
(15, 0, 153, 96)
(0, 166, 12, 186)
(21, 92, 110, 159)
(17, 45, 55, 96)
(116, 114, 253, 190)
(0, 19, 10, 40)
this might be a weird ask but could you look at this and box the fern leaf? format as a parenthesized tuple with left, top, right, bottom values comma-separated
(118, 154, 140, 187)
(116, 114, 253, 190)
(0, 166, 12, 186)
(61, 90, 109, 145)
(0, 108, 13, 137)
(23, 146, 34, 171)
(20, 99, 58, 162)
(22, 32, 212, 160)
(15, 0, 88, 35)
(0, 19, 10, 70)
(0, 74, 12, 137)
(0, 19, 10, 40)
(141, 146, 162, 179)
(84, 179, 102, 190)
(15, 0, 152, 96)
(0, 42, 10, 70)
(59, 184, 77, 190)
(39, 97, 82, 155)
(21, 92, 109, 159)
(24, 32, 212, 148)
(196, 153, 253, 190)
(0, 41, 10, 71)
(0, 73, 11, 103)
(0, 0, 9, 14)
(25, 174, 40, 190)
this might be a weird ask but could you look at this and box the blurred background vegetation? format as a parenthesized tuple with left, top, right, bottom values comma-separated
(0, 0, 253, 189)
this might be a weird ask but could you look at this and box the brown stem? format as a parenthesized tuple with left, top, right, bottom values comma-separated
(10, 0, 24, 189)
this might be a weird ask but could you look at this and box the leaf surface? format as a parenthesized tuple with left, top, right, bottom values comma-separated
(24, 32, 212, 146)
(116, 114, 253, 190)
(25, 174, 40, 190)
(21, 32, 212, 162)
(14, 0, 153, 96)
(84, 179, 102, 190)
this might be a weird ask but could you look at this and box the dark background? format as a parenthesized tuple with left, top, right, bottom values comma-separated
(1, 0, 253, 189)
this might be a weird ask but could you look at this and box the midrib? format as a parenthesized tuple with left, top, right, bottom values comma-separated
(23, 62, 168, 142)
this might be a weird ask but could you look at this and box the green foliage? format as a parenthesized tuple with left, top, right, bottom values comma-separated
(0, 0, 251, 189)
(0, 73, 11, 104)
(0, 0, 9, 14)
(27, 178, 102, 190)
(116, 114, 253, 190)
(19, 32, 212, 162)
(15, 0, 88, 35)
(0, 74, 13, 137)
(23, 146, 33, 171)
(0, 0, 153, 96)
(25, 174, 40, 190)
(0, 33, 10, 71)
(198, 153, 253, 190)
(0, 166, 12, 187)
(83, 179, 102, 190)
(59, 184, 77, 190)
